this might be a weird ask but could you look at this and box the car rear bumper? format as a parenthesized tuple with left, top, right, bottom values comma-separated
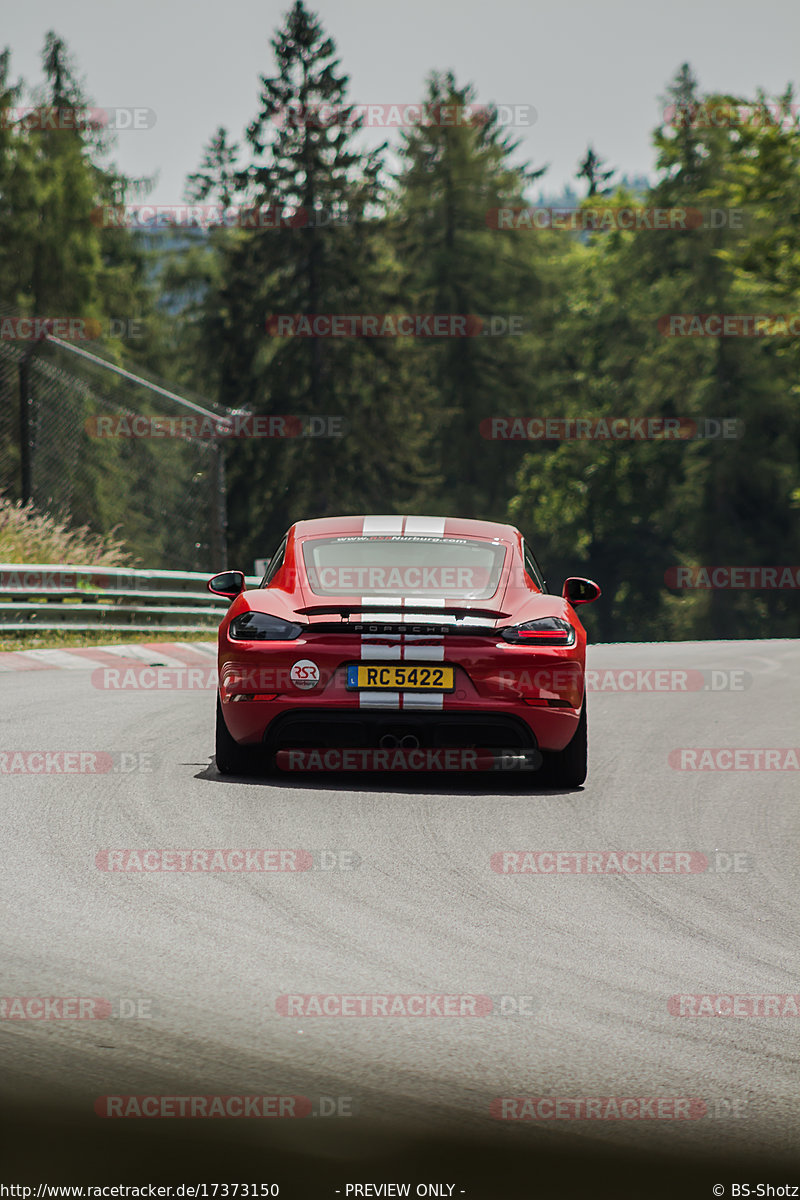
(220, 697, 580, 753)
(263, 708, 539, 751)
(217, 638, 584, 753)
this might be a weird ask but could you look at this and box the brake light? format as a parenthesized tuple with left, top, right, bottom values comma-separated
(501, 617, 576, 646)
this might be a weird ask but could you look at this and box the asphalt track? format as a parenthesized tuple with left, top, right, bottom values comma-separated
(1, 638, 799, 1195)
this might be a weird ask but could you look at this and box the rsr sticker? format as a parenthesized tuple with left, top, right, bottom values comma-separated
(290, 660, 320, 690)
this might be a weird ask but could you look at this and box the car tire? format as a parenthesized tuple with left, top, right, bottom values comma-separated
(215, 697, 257, 776)
(538, 700, 587, 789)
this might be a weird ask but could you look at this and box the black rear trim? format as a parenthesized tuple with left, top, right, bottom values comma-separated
(294, 604, 509, 619)
(262, 710, 538, 752)
(306, 622, 500, 635)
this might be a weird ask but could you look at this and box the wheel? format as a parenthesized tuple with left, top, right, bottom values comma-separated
(538, 700, 587, 788)
(215, 697, 257, 775)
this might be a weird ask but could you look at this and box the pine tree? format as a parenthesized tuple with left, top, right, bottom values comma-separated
(192, 1, 437, 563)
(392, 71, 552, 519)
(577, 146, 615, 197)
(0, 34, 189, 564)
(186, 128, 241, 208)
(509, 67, 800, 640)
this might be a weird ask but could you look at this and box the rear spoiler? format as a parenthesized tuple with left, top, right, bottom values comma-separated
(294, 603, 510, 620)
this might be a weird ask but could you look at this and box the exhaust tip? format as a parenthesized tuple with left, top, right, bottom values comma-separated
(379, 732, 421, 750)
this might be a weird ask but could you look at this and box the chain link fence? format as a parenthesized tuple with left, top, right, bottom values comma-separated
(0, 330, 228, 572)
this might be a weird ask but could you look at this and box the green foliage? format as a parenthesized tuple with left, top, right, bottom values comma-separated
(510, 66, 800, 638)
(0, 492, 132, 564)
(391, 71, 553, 519)
(183, 0, 440, 562)
(2, 19, 798, 642)
(0, 32, 208, 569)
(577, 146, 616, 197)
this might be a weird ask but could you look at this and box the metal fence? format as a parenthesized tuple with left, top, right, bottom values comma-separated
(0, 563, 260, 633)
(0, 330, 229, 572)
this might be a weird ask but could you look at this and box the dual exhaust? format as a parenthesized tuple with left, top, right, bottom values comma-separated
(379, 732, 420, 750)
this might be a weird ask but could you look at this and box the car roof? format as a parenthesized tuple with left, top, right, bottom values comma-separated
(291, 515, 520, 541)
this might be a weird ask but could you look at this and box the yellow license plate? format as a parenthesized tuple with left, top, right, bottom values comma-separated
(347, 664, 454, 691)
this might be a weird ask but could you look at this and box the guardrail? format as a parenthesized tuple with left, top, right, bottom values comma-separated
(0, 564, 261, 633)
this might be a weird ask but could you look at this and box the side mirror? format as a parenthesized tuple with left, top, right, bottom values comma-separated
(563, 577, 601, 606)
(208, 570, 245, 598)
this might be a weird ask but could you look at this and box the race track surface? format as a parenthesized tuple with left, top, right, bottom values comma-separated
(1, 638, 798, 1192)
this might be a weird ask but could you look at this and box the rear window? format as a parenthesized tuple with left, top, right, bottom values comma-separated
(301, 536, 506, 599)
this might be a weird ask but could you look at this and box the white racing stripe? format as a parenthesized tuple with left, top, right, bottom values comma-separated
(357, 592, 402, 706)
(361, 637, 402, 661)
(401, 597, 444, 618)
(359, 690, 401, 709)
(357, 599, 404, 680)
(403, 516, 446, 537)
(356, 597, 403, 621)
(402, 640, 445, 661)
(399, 598, 444, 709)
(361, 516, 404, 536)
(354, 525, 448, 711)
(402, 692, 444, 710)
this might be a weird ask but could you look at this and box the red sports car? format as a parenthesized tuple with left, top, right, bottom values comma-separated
(208, 515, 600, 787)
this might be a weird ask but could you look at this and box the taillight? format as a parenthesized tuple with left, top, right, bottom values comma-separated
(229, 612, 303, 640)
(500, 617, 576, 646)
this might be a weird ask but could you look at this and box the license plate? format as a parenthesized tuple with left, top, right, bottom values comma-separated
(346, 664, 454, 691)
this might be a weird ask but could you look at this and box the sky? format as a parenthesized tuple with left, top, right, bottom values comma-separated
(5, 0, 800, 204)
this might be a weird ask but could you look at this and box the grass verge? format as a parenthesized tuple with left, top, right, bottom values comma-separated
(0, 629, 218, 652)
